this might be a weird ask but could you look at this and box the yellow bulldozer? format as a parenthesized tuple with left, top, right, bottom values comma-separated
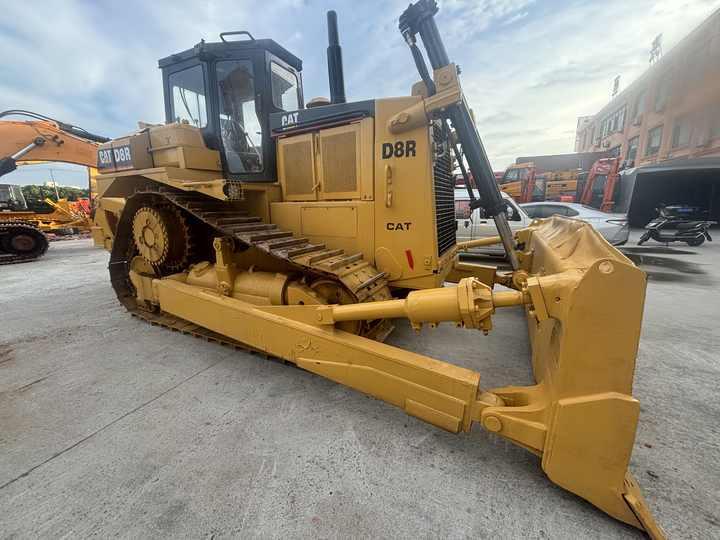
(93, 2, 664, 536)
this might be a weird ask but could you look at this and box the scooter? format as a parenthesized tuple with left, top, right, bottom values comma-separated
(638, 204, 716, 246)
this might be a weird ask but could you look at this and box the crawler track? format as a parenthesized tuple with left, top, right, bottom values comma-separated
(110, 184, 393, 346)
(0, 221, 49, 265)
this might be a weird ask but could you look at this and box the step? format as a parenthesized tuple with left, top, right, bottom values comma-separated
(215, 216, 262, 226)
(201, 210, 249, 217)
(267, 237, 308, 250)
(248, 231, 293, 242)
(308, 249, 344, 265)
(229, 223, 277, 233)
(327, 253, 363, 270)
(184, 201, 228, 210)
(288, 244, 326, 258)
(354, 271, 387, 292)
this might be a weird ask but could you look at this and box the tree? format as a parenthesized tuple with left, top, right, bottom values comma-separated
(20, 184, 89, 212)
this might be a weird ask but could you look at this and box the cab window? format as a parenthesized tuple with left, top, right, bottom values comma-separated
(216, 60, 263, 173)
(271, 62, 300, 112)
(522, 205, 541, 219)
(544, 205, 578, 217)
(525, 204, 554, 218)
(501, 169, 519, 183)
(169, 65, 208, 128)
(565, 207, 580, 217)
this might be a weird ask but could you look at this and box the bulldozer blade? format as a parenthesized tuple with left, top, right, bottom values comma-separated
(504, 216, 666, 538)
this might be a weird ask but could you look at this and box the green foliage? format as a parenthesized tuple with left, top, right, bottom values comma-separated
(20, 184, 89, 212)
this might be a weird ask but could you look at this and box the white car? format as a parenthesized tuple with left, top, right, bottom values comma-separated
(520, 202, 629, 246)
(455, 189, 531, 254)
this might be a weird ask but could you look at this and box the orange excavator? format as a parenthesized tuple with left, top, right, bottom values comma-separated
(579, 157, 622, 211)
(0, 110, 108, 264)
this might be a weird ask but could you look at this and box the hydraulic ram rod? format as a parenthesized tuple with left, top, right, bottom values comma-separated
(319, 278, 527, 330)
(399, 0, 520, 269)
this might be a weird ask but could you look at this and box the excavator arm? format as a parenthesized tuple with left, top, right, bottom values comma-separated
(0, 110, 108, 178)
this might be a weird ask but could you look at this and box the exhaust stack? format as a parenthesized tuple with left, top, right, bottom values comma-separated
(326, 10, 346, 104)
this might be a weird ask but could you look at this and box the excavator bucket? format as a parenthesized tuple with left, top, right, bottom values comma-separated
(495, 216, 664, 537)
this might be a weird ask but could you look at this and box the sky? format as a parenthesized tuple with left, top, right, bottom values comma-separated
(1, 0, 718, 186)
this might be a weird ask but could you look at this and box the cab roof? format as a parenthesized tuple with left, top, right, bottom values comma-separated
(158, 38, 302, 71)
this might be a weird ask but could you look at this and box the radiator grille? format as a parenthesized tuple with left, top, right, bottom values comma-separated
(432, 125, 456, 256)
(282, 139, 314, 197)
(321, 131, 357, 194)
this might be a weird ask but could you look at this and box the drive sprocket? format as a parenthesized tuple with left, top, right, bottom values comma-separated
(131, 205, 193, 272)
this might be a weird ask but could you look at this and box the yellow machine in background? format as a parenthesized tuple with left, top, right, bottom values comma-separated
(498, 161, 580, 203)
(94, 2, 664, 537)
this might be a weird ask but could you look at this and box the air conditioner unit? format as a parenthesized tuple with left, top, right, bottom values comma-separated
(632, 114, 643, 126)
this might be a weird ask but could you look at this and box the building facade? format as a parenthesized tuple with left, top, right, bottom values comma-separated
(575, 9, 720, 166)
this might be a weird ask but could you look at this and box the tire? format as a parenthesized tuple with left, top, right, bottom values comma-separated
(686, 236, 705, 247)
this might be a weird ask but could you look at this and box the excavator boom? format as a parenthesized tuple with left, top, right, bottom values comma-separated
(0, 110, 107, 175)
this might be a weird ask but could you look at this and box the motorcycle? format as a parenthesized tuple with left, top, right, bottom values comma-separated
(638, 205, 715, 246)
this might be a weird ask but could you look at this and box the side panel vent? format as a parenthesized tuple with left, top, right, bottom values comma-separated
(432, 125, 456, 256)
(278, 134, 316, 200)
(321, 131, 358, 194)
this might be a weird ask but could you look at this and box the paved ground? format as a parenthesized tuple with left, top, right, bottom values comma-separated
(1, 233, 718, 538)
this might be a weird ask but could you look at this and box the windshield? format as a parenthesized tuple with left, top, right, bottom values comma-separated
(216, 60, 263, 174)
(270, 62, 300, 111)
(168, 65, 207, 128)
(0, 184, 27, 210)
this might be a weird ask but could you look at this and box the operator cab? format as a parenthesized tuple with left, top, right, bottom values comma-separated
(159, 32, 303, 182)
(0, 184, 28, 211)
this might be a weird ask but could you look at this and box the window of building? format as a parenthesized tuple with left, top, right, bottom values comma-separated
(654, 75, 670, 112)
(216, 60, 263, 173)
(671, 116, 691, 148)
(626, 136, 639, 162)
(270, 62, 300, 112)
(169, 65, 207, 128)
(632, 89, 646, 120)
(645, 125, 663, 156)
(617, 106, 626, 132)
(687, 46, 708, 86)
(609, 145, 621, 157)
(599, 107, 627, 139)
(589, 126, 595, 145)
